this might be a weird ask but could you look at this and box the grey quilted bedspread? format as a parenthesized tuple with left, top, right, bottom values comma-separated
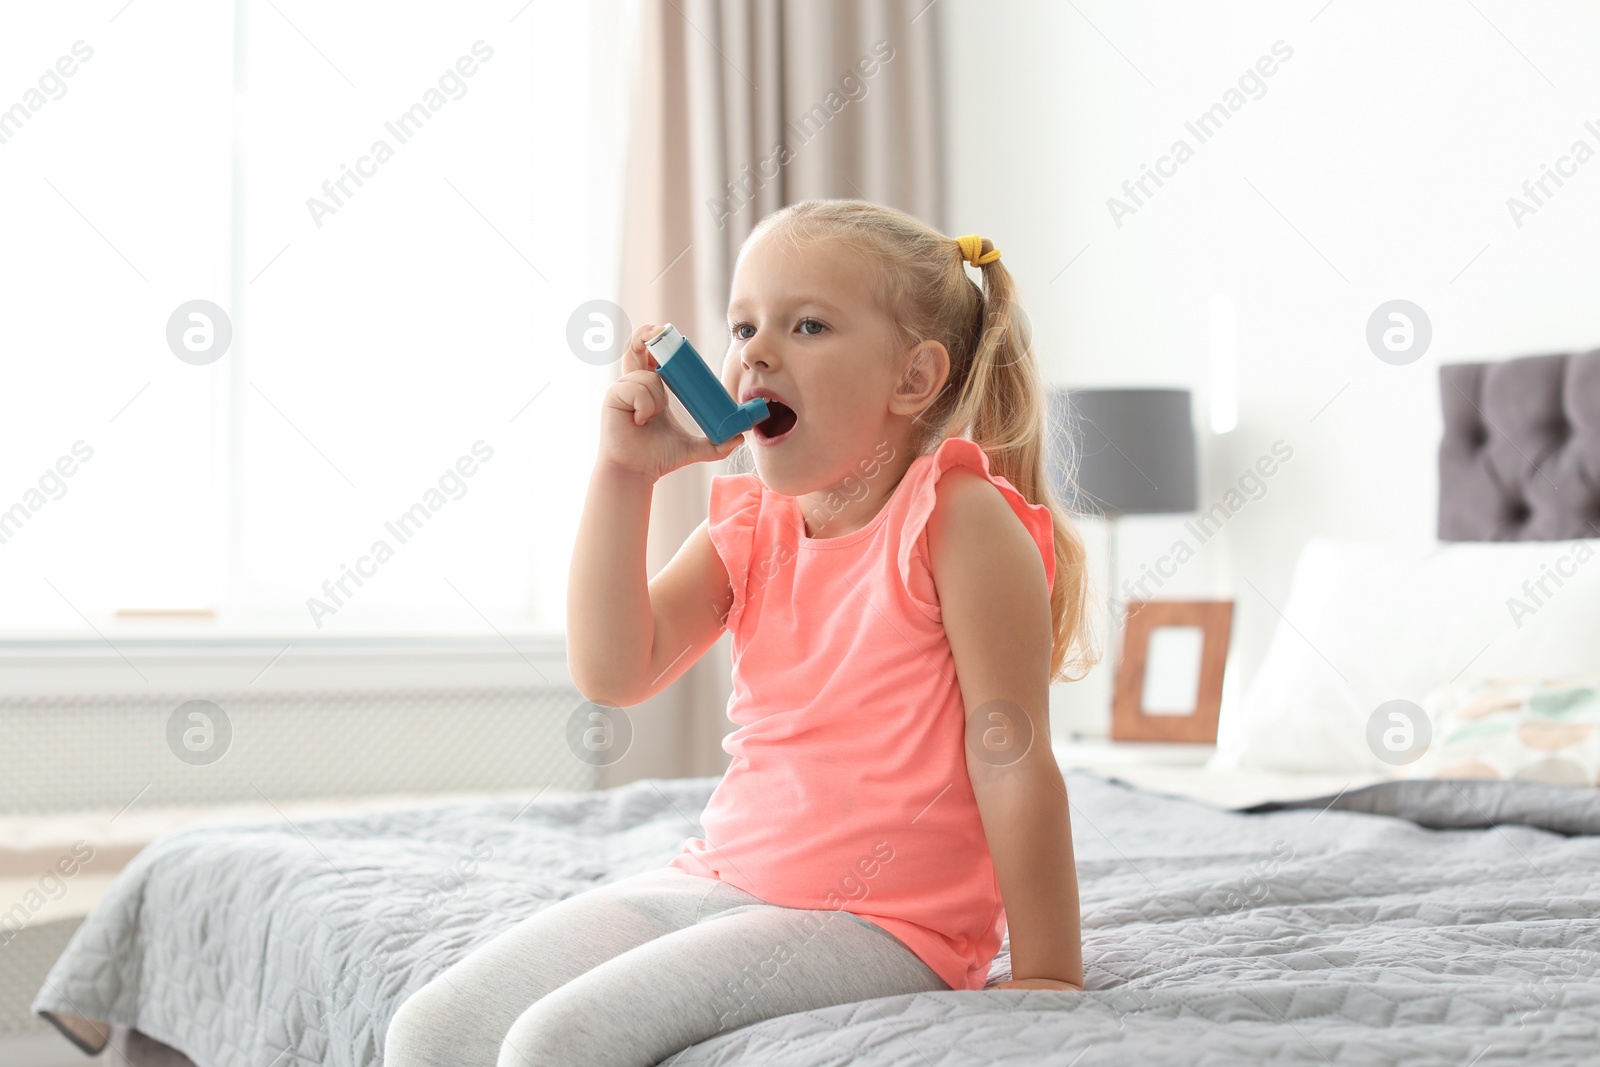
(33, 772, 1600, 1066)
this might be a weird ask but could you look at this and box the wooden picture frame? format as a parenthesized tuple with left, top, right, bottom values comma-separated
(1111, 599, 1234, 743)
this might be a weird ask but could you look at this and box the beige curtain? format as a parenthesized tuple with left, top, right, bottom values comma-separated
(605, 0, 945, 784)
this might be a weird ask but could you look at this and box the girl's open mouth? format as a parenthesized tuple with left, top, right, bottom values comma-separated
(752, 400, 798, 445)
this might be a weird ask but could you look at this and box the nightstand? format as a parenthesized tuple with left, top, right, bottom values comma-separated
(1050, 735, 1386, 809)
(1053, 736, 1216, 771)
(1051, 736, 1220, 801)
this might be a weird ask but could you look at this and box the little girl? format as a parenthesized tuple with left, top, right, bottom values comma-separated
(385, 199, 1098, 1067)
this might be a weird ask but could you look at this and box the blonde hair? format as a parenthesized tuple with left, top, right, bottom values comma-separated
(740, 198, 1101, 683)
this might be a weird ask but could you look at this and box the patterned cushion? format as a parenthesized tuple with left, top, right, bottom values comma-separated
(1407, 677, 1600, 786)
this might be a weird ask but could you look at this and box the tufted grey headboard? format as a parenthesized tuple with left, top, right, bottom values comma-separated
(1439, 347, 1600, 541)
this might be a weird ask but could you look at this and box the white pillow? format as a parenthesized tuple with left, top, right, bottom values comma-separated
(1213, 536, 1600, 774)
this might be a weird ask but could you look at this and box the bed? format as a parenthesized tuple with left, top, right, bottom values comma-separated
(31, 347, 1600, 1065)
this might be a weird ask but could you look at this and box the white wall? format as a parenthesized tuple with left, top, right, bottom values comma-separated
(941, 0, 1600, 736)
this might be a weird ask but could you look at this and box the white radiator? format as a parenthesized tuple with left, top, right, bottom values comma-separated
(0, 635, 595, 813)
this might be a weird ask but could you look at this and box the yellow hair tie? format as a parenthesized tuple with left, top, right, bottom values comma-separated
(955, 233, 1001, 267)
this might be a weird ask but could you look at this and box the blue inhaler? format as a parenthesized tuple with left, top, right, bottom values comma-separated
(645, 324, 770, 445)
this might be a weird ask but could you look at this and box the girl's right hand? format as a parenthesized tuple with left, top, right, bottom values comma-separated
(597, 323, 746, 483)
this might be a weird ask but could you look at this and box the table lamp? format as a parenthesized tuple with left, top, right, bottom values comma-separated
(1046, 388, 1199, 636)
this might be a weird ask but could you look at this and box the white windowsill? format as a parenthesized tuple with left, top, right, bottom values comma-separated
(0, 609, 564, 648)
(0, 614, 573, 696)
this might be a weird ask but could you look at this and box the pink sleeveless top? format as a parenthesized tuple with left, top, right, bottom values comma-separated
(668, 435, 1056, 990)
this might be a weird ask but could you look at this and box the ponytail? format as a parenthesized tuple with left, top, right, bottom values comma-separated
(941, 242, 1100, 683)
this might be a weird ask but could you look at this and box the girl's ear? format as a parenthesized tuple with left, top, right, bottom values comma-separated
(891, 341, 950, 417)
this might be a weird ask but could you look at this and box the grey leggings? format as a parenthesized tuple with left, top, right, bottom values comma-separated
(382, 864, 950, 1067)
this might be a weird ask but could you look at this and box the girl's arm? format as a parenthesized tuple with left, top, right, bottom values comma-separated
(927, 468, 1085, 990)
(567, 324, 742, 707)
(569, 495, 734, 706)
(566, 460, 652, 706)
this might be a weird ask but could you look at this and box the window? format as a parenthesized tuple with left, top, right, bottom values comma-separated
(0, 1, 634, 636)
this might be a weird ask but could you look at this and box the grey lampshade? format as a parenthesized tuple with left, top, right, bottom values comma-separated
(1048, 388, 1198, 516)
